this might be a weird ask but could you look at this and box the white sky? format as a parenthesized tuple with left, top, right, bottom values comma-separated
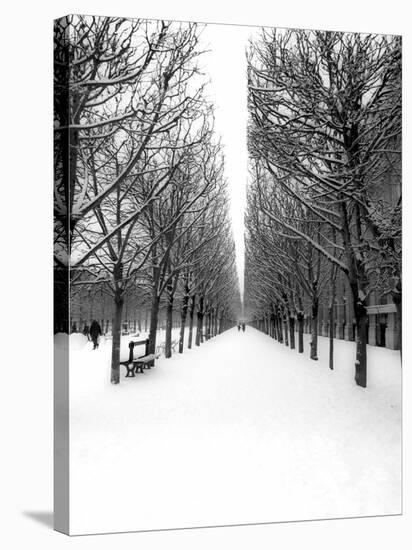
(199, 24, 257, 301)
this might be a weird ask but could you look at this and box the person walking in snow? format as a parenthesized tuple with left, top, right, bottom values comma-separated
(237, 323, 241, 331)
(242, 322, 245, 332)
(89, 320, 102, 350)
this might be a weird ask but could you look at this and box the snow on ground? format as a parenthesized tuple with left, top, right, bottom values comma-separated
(59, 326, 401, 535)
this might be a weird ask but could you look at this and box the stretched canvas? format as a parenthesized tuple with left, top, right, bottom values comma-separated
(54, 14, 402, 536)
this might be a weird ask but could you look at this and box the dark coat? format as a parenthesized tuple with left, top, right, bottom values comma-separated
(89, 320, 102, 338)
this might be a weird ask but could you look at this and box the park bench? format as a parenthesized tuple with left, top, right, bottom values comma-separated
(120, 338, 155, 377)
(156, 339, 179, 357)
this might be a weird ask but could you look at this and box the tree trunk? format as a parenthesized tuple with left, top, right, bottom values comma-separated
(179, 292, 189, 353)
(395, 299, 402, 359)
(297, 312, 304, 353)
(148, 292, 160, 356)
(354, 300, 368, 387)
(340, 199, 368, 385)
(289, 316, 295, 350)
(329, 301, 334, 370)
(110, 289, 124, 384)
(272, 314, 278, 340)
(212, 308, 218, 337)
(188, 295, 196, 349)
(277, 313, 283, 343)
(165, 282, 174, 358)
(218, 313, 224, 334)
(392, 280, 402, 358)
(195, 296, 204, 346)
(205, 311, 210, 340)
(310, 297, 319, 361)
(284, 314, 289, 347)
(328, 269, 337, 370)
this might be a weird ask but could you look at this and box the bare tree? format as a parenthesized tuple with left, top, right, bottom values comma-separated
(247, 29, 401, 386)
(54, 16, 204, 335)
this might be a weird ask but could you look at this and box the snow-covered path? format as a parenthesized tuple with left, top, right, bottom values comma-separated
(67, 327, 401, 535)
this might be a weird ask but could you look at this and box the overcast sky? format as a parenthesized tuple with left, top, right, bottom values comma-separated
(199, 23, 257, 300)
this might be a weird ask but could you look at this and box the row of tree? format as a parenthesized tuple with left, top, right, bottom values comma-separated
(244, 29, 402, 387)
(54, 16, 241, 384)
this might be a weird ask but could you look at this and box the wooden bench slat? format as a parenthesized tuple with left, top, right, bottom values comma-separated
(134, 354, 155, 363)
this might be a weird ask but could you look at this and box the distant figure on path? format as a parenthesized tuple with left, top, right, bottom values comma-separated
(242, 322, 245, 332)
(89, 320, 102, 350)
(83, 324, 90, 341)
(237, 323, 241, 331)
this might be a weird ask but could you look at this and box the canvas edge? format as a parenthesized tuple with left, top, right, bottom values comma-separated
(53, 15, 71, 536)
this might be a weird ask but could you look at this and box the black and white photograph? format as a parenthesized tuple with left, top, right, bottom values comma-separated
(52, 13, 402, 536)
(3, 2, 411, 548)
